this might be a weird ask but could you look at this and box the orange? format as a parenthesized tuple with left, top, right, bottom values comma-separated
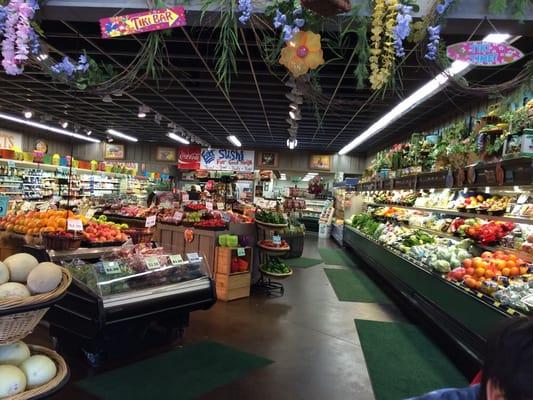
(481, 251, 493, 259)
(516, 258, 525, 266)
(499, 254, 510, 261)
(465, 278, 478, 289)
(493, 259, 507, 270)
(508, 254, 518, 262)
(519, 267, 529, 275)
(473, 258, 486, 269)
(510, 267, 520, 277)
(506, 260, 517, 270)
(501, 268, 511, 277)
(485, 270, 495, 279)
(462, 259, 473, 269)
(474, 267, 486, 277)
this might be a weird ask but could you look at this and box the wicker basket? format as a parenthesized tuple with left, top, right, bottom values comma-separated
(124, 228, 153, 244)
(0, 268, 72, 345)
(42, 233, 82, 251)
(9, 344, 70, 400)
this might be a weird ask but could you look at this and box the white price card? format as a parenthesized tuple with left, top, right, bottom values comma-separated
(85, 209, 96, 219)
(103, 261, 121, 275)
(206, 201, 213, 211)
(67, 218, 83, 231)
(186, 252, 200, 262)
(169, 254, 183, 265)
(182, 193, 189, 202)
(173, 211, 184, 221)
(272, 235, 281, 245)
(145, 215, 156, 228)
(216, 202, 224, 210)
(145, 257, 161, 270)
(237, 247, 246, 257)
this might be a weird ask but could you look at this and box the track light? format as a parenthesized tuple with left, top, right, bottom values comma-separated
(168, 132, 190, 145)
(0, 111, 100, 143)
(289, 110, 301, 120)
(285, 78, 297, 88)
(107, 128, 138, 142)
(138, 105, 149, 118)
(60, 120, 68, 129)
(102, 95, 113, 103)
(227, 135, 242, 147)
(287, 137, 298, 150)
(154, 113, 162, 124)
(107, 137, 114, 142)
(289, 103, 299, 111)
(86, 129, 92, 136)
(23, 110, 32, 119)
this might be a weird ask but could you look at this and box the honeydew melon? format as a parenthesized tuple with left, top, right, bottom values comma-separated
(0, 262, 8, 284)
(0, 342, 30, 366)
(0, 282, 30, 299)
(20, 355, 57, 388)
(0, 365, 26, 398)
(27, 262, 62, 294)
(3, 253, 38, 283)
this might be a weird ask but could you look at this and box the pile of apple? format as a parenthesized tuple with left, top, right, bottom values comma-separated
(83, 220, 128, 244)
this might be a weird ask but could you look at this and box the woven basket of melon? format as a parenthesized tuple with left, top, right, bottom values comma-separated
(0, 254, 72, 345)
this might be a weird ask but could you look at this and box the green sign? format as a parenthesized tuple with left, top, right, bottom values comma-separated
(169, 254, 183, 265)
(103, 261, 121, 274)
(145, 257, 161, 270)
(237, 248, 246, 257)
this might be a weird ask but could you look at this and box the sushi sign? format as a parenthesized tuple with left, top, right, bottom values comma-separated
(447, 41, 523, 66)
(100, 6, 186, 38)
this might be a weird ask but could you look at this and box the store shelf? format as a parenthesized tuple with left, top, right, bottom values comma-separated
(366, 202, 533, 225)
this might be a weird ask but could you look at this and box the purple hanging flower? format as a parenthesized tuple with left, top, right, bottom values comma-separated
(425, 25, 441, 60)
(273, 7, 305, 42)
(392, 5, 412, 57)
(273, 9, 287, 29)
(237, 0, 252, 25)
(436, 0, 453, 15)
(76, 54, 90, 72)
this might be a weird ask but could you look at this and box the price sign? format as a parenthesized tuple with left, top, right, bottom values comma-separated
(182, 193, 189, 202)
(173, 211, 184, 221)
(222, 213, 232, 223)
(216, 202, 224, 210)
(169, 254, 183, 265)
(38, 202, 50, 212)
(7, 160, 15, 168)
(0, 196, 8, 217)
(85, 209, 96, 219)
(187, 252, 200, 262)
(206, 201, 213, 211)
(67, 218, 83, 231)
(103, 261, 121, 274)
(145, 215, 156, 228)
(272, 235, 281, 245)
(237, 247, 246, 257)
(145, 256, 161, 270)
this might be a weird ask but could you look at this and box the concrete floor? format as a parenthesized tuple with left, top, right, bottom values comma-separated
(31, 235, 406, 400)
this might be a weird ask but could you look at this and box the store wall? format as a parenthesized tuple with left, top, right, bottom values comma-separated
(0, 125, 74, 155)
(257, 150, 365, 174)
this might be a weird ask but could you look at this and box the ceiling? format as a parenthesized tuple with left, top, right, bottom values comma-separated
(0, 5, 531, 155)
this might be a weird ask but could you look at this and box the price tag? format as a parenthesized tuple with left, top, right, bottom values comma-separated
(182, 193, 189, 202)
(169, 254, 183, 265)
(206, 201, 213, 211)
(7, 160, 15, 168)
(272, 235, 281, 245)
(38, 202, 50, 211)
(493, 301, 501, 308)
(187, 252, 200, 262)
(222, 213, 232, 223)
(85, 209, 96, 219)
(0, 196, 8, 217)
(103, 261, 121, 275)
(173, 211, 184, 221)
(145, 215, 156, 228)
(506, 308, 516, 316)
(237, 247, 246, 257)
(477, 292, 484, 298)
(67, 218, 83, 231)
(216, 202, 224, 210)
(145, 257, 161, 270)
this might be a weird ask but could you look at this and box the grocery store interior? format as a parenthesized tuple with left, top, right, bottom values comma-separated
(0, 0, 532, 399)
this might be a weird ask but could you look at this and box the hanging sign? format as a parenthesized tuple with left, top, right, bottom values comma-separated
(447, 41, 523, 66)
(200, 149, 255, 172)
(177, 146, 201, 170)
(0, 196, 8, 217)
(100, 7, 186, 39)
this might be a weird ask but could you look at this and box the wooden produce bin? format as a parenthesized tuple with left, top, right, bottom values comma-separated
(0, 232, 35, 259)
(214, 246, 253, 301)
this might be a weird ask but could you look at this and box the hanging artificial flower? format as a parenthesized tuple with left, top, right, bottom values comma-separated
(273, 6, 305, 42)
(279, 30, 324, 78)
(425, 25, 441, 60)
(237, 0, 252, 24)
(50, 54, 90, 77)
(392, 4, 412, 58)
(369, 0, 398, 90)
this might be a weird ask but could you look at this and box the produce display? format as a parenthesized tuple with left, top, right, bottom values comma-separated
(0, 210, 87, 235)
(194, 215, 227, 229)
(103, 205, 155, 219)
(255, 210, 287, 225)
(83, 216, 129, 244)
(260, 258, 292, 276)
(0, 342, 58, 398)
(258, 239, 290, 249)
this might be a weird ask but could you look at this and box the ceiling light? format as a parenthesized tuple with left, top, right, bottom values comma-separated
(107, 137, 114, 142)
(227, 135, 242, 147)
(138, 105, 150, 118)
(289, 103, 299, 111)
(102, 95, 113, 103)
(285, 93, 303, 104)
(287, 137, 298, 150)
(289, 110, 301, 120)
(338, 33, 514, 155)
(0, 111, 100, 143)
(36, 53, 48, 61)
(107, 128, 138, 142)
(86, 129, 92, 136)
(60, 120, 68, 129)
(23, 110, 32, 119)
(138, 111, 146, 119)
(168, 132, 190, 145)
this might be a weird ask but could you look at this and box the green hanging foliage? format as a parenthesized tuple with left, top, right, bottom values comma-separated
(488, 0, 530, 21)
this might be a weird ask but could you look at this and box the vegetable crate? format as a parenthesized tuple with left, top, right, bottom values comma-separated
(214, 246, 253, 301)
(215, 272, 251, 302)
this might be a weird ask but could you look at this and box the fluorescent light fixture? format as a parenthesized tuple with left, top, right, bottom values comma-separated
(168, 132, 190, 145)
(227, 135, 242, 147)
(107, 128, 138, 142)
(23, 110, 32, 119)
(0, 111, 100, 143)
(287, 137, 298, 149)
(338, 33, 513, 155)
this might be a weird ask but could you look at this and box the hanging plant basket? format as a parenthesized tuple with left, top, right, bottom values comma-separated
(300, 0, 351, 16)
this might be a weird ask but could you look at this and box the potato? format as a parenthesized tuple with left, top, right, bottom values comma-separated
(0, 262, 8, 285)
(0, 282, 30, 300)
(27, 262, 62, 294)
(3, 253, 38, 283)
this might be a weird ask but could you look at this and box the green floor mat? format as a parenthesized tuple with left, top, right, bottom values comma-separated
(355, 320, 468, 400)
(324, 268, 392, 304)
(286, 257, 322, 268)
(318, 248, 355, 266)
(76, 341, 272, 400)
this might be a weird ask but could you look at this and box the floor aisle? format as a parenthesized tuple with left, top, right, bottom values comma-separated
(30, 235, 465, 399)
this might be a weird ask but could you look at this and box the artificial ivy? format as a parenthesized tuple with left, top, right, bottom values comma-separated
(488, 0, 530, 21)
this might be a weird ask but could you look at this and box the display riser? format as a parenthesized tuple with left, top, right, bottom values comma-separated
(343, 226, 513, 364)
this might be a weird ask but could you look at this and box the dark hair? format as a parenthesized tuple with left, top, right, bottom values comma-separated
(480, 317, 533, 400)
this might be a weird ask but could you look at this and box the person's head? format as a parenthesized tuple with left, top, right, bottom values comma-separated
(481, 317, 533, 400)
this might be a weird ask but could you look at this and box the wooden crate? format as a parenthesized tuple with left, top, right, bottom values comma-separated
(215, 246, 253, 275)
(215, 272, 251, 301)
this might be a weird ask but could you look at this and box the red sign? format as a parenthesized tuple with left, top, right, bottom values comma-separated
(447, 41, 523, 66)
(100, 7, 186, 39)
(178, 146, 201, 170)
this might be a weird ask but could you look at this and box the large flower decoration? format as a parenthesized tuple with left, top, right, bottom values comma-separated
(279, 31, 324, 78)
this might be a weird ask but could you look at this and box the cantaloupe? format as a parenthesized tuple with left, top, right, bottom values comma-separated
(0, 342, 30, 366)
(27, 262, 62, 294)
(0, 365, 26, 398)
(0, 282, 30, 300)
(20, 355, 57, 388)
(3, 253, 38, 283)
(0, 262, 8, 285)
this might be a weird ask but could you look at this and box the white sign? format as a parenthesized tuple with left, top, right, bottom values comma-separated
(200, 148, 255, 172)
(103, 261, 121, 274)
(187, 252, 200, 262)
(205, 201, 213, 211)
(217, 202, 224, 210)
(0, 129, 22, 150)
(144, 256, 161, 270)
(173, 211, 184, 221)
(145, 215, 157, 228)
(67, 218, 83, 231)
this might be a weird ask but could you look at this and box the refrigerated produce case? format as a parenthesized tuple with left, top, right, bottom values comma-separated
(24, 245, 216, 365)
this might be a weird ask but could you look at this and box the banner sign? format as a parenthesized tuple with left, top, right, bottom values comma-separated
(100, 7, 186, 38)
(447, 41, 523, 66)
(177, 146, 201, 170)
(200, 149, 255, 172)
(0, 129, 22, 150)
